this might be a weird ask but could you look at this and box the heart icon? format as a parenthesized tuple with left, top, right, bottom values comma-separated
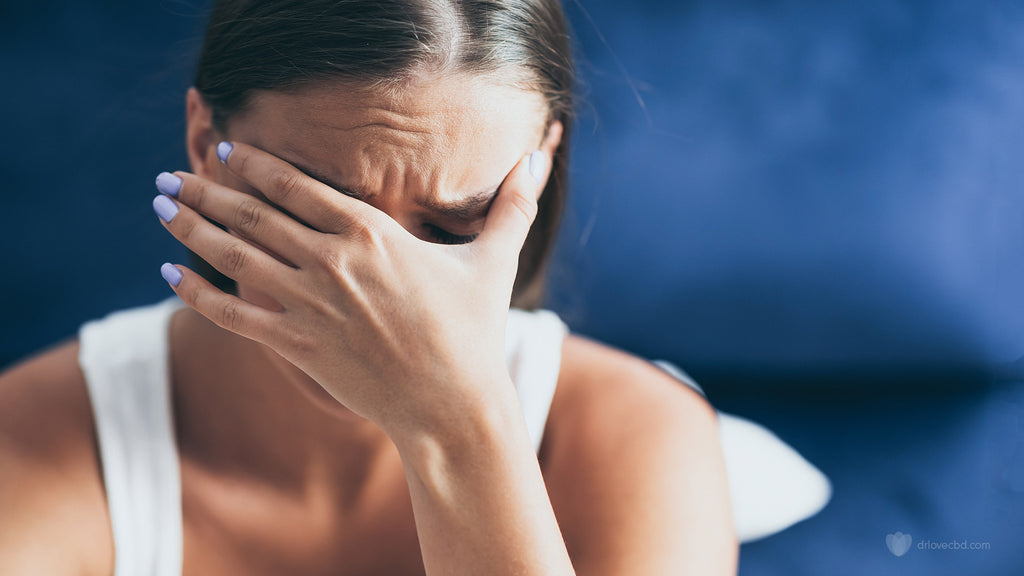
(886, 532, 912, 557)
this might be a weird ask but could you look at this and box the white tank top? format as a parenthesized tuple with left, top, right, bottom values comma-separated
(76, 296, 570, 576)
(75, 296, 832, 561)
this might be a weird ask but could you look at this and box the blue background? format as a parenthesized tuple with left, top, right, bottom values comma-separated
(547, 0, 1024, 388)
(2, 0, 1022, 574)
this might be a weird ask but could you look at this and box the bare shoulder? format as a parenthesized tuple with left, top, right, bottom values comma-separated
(541, 333, 738, 575)
(0, 340, 113, 575)
(548, 333, 716, 429)
(543, 334, 718, 469)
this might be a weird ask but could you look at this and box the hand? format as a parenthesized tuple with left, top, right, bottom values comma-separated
(152, 142, 548, 439)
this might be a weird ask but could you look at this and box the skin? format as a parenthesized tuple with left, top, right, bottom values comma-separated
(0, 73, 738, 575)
(176, 76, 563, 437)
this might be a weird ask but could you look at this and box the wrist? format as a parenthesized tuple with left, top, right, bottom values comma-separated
(388, 374, 576, 576)
(389, 377, 532, 479)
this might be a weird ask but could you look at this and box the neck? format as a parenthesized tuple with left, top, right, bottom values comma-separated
(169, 301, 397, 506)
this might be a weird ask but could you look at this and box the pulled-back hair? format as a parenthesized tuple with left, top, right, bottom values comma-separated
(190, 0, 575, 309)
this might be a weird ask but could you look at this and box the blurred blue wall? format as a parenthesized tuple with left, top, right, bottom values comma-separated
(554, 0, 1024, 387)
(0, 0, 200, 368)
(2, 0, 1023, 389)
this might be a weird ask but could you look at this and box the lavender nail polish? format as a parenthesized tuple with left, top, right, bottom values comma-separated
(160, 262, 182, 287)
(217, 141, 233, 164)
(529, 150, 545, 184)
(153, 194, 179, 223)
(155, 172, 182, 197)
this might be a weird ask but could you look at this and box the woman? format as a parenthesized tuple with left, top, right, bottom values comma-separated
(0, 0, 737, 574)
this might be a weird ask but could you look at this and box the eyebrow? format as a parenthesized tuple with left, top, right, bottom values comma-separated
(292, 162, 500, 221)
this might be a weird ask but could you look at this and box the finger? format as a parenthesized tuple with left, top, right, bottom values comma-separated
(158, 262, 280, 345)
(152, 194, 297, 298)
(157, 171, 318, 268)
(476, 150, 546, 261)
(216, 140, 376, 234)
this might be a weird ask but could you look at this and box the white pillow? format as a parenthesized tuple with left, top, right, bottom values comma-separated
(651, 360, 832, 543)
(717, 410, 832, 542)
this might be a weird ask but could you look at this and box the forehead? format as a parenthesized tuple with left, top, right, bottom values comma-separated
(226, 75, 549, 206)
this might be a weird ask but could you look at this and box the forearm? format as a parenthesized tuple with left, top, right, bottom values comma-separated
(391, 382, 576, 576)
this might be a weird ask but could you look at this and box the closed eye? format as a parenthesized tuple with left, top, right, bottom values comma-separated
(426, 224, 479, 245)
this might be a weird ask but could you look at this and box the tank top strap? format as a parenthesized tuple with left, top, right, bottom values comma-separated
(505, 308, 570, 454)
(78, 296, 185, 576)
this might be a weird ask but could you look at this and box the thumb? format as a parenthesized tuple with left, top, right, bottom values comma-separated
(477, 150, 546, 259)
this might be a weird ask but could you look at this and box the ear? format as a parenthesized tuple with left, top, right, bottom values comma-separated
(535, 120, 564, 195)
(542, 119, 564, 155)
(185, 87, 224, 180)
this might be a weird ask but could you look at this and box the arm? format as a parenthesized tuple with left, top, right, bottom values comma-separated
(0, 341, 114, 576)
(391, 380, 576, 576)
(388, 333, 740, 576)
(543, 336, 739, 575)
(153, 137, 575, 574)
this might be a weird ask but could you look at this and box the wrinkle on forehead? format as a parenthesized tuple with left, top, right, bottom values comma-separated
(245, 73, 545, 137)
(226, 74, 549, 213)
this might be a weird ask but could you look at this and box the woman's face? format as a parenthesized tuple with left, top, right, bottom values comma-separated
(193, 74, 560, 249)
(184, 74, 563, 415)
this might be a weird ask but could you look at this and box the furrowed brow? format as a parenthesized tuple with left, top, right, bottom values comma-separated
(418, 188, 499, 220)
(292, 161, 498, 221)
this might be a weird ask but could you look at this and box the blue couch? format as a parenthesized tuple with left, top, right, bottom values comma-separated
(2, 1, 1021, 573)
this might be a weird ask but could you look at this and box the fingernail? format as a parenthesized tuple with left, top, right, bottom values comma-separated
(529, 150, 545, 185)
(160, 262, 182, 287)
(217, 141, 233, 164)
(153, 194, 179, 223)
(155, 172, 182, 198)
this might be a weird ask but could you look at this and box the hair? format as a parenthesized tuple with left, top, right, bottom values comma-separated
(190, 0, 575, 310)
